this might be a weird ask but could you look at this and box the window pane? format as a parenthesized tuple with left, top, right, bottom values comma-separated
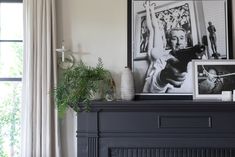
(0, 42, 23, 77)
(0, 3, 23, 40)
(0, 81, 21, 157)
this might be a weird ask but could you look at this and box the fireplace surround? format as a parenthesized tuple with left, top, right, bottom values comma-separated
(77, 100, 235, 157)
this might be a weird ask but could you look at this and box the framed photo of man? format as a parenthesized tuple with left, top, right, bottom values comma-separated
(193, 60, 235, 100)
(127, 0, 233, 99)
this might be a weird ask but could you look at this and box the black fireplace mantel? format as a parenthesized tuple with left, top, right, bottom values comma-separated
(77, 100, 235, 157)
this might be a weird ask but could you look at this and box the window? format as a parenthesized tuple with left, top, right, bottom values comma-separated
(0, 0, 23, 156)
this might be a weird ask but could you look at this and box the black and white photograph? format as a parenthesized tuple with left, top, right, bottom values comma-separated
(128, 0, 233, 98)
(193, 60, 235, 99)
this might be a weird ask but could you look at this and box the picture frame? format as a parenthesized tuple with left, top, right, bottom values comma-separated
(127, 0, 233, 100)
(193, 60, 235, 100)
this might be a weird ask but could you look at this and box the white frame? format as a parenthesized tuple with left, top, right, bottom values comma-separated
(193, 60, 235, 100)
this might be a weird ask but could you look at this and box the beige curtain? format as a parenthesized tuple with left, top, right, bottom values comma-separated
(22, 0, 61, 156)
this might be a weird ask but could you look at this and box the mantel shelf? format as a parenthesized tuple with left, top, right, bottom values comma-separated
(84, 100, 235, 112)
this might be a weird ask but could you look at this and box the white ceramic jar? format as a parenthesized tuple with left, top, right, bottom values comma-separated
(120, 67, 135, 100)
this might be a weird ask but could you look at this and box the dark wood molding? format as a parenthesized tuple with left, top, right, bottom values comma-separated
(86, 100, 235, 112)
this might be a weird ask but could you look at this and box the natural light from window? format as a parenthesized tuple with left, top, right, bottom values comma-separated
(0, 2, 23, 157)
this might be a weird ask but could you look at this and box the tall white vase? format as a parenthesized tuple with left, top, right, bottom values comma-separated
(121, 67, 135, 100)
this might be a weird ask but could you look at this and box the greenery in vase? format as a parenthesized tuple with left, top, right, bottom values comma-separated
(54, 58, 115, 117)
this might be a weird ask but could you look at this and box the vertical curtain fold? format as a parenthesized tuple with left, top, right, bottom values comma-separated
(22, 0, 61, 156)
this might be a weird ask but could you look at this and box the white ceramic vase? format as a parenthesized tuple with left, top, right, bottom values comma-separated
(120, 67, 135, 100)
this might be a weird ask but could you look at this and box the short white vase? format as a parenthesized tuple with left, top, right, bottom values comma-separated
(120, 67, 134, 100)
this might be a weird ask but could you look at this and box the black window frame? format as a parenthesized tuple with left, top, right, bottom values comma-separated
(0, 0, 22, 3)
(0, 0, 23, 82)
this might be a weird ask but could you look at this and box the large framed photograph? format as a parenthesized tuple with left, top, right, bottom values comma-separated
(193, 60, 235, 100)
(127, 0, 233, 99)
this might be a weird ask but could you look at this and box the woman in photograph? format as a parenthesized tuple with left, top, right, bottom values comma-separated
(144, 1, 166, 76)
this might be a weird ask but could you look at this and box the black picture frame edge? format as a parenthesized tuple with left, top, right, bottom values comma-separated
(127, 0, 132, 69)
(127, 0, 233, 100)
(227, 0, 233, 59)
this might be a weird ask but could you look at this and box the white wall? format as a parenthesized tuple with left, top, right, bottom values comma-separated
(56, 0, 235, 156)
(56, 0, 127, 96)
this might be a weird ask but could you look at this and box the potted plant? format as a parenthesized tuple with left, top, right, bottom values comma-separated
(54, 58, 115, 117)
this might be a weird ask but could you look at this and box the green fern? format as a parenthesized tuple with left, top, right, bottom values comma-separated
(54, 58, 115, 117)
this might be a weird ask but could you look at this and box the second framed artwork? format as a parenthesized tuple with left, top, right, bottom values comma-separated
(127, 0, 233, 99)
(193, 60, 235, 100)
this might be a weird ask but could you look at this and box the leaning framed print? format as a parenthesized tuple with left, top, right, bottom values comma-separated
(193, 60, 235, 100)
(127, 0, 233, 100)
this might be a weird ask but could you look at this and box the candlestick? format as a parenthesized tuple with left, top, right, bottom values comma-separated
(56, 40, 68, 62)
